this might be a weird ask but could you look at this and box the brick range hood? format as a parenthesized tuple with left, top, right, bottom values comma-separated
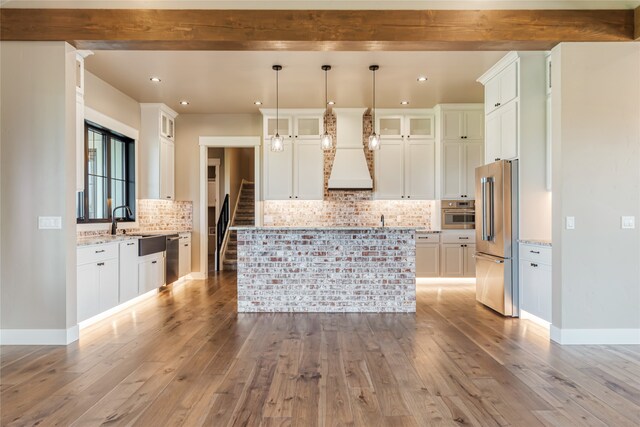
(327, 108, 373, 190)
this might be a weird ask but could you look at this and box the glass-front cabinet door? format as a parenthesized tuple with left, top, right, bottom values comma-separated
(266, 116, 292, 138)
(406, 115, 435, 139)
(294, 116, 322, 139)
(376, 116, 403, 139)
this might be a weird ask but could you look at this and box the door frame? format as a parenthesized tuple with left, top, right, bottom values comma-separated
(198, 136, 261, 279)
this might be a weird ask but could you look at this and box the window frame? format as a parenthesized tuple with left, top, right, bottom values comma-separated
(77, 121, 136, 224)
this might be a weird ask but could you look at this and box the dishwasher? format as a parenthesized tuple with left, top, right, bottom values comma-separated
(165, 234, 180, 285)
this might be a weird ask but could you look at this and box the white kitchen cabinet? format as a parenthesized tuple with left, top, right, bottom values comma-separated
(416, 233, 440, 278)
(179, 233, 192, 278)
(407, 116, 435, 139)
(440, 244, 465, 277)
(375, 138, 435, 200)
(139, 253, 165, 294)
(160, 137, 175, 200)
(160, 110, 175, 140)
(119, 240, 139, 303)
(262, 110, 325, 201)
(140, 104, 178, 200)
(440, 243, 475, 277)
(441, 141, 481, 199)
(484, 100, 518, 163)
(294, 115, 323, 139)
(376, 112, 435, 140)
(264, 139, 294, 200)
(405, 139, 436, 199)
(377, 115, 404, 139)
(263, 138, 323, 200)
(77, 263, 100, 322)
(76, 96, 85, 192)
(374, 140, 404, 199)
(484, 61, 518, 115)
(520, 244, 552, 322)
(442, 110, 484, 140)
(77, 243, 119, 322)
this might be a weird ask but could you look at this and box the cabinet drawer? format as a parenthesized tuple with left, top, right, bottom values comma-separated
(441, 232, 476, 244)
(77, 243, 119, 265)
(416, 233, 440, 244)
(519, 244, 552, 264)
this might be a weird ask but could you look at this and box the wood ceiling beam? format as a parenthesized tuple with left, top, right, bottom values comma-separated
(0, 8, 635, 51)
(635, 6, 640, 40)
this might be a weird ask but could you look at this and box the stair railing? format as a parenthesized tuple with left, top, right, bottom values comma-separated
(216, 194, 230, 271)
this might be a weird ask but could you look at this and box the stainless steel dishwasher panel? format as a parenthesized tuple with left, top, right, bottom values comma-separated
(165, 234, 180, 285)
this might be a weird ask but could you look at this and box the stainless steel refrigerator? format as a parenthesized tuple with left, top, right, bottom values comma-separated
(475, 160, 519, 317)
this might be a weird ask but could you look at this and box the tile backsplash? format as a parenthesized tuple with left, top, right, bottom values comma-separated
(263, 199, 434, 228)
(77, 199, 193, 237)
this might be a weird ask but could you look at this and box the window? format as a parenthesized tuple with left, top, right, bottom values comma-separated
(77, 121, 135, 223)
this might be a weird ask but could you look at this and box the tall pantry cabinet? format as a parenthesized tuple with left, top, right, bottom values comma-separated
(140, 104, 178, 200)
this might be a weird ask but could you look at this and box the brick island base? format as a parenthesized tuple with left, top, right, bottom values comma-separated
(235, 227, 416, 313)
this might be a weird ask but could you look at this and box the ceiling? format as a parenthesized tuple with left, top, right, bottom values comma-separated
(85, 51, 508, 114)
(2, 0, 639, 9)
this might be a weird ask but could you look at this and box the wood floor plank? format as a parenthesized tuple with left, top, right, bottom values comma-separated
(1, 275, 638, 426)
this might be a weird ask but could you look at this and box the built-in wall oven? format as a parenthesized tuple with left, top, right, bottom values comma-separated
(441, 200, 475, 229)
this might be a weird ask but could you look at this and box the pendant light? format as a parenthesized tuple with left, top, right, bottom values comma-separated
(320, 65, 333, 151)
(368, 65, 381, 151)
(270, 65, 284, 152)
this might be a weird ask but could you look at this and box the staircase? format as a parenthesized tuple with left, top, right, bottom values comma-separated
(222, 182, 255, 270)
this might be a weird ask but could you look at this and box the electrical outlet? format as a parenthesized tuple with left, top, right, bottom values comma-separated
(621, 216, 636, 229)
(38, 216, 62, 229)
(566, 216, 575, 230)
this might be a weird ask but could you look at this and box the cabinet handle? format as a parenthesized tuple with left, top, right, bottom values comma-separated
(152, 261, 157, 264)
(459, 237, 469, 240)
(531, 263, 538, 267)
(97, 262, 104, 266)
(95, 249, 105, 253)
(127, 242, 135, 246)
(495, 158, 500, 161)
(184, 244, 189, 247)
(530, 250, 540, 254)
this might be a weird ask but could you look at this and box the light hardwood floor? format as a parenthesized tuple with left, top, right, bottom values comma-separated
(1, 273, 639, 426)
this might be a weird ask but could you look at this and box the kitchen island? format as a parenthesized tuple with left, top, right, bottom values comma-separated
(233, 227, 416, 313)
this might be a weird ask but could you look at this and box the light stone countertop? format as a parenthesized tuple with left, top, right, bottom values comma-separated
(519, 239, 552, 247)
(77, 230, 191, 247)
(231, 226, 428, 231)
(77, 235, 139, 247)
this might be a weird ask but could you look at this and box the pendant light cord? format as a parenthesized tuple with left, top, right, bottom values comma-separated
(276, 68, 279, 136)
(324, 68, 328, 130)
(372, 68, 376, 127)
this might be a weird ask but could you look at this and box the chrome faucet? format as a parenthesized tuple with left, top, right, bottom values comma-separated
(111, 205, 132, 235)
(380, 214, 385, 227)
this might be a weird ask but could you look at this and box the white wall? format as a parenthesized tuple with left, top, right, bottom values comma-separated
(1, 42, 77, 341)
(551, 42, 640, 344)
(84, 71, 141, 131)
(175, 114, 261, 273)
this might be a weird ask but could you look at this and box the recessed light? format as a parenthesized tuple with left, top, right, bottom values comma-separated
(400, 100, 410, 105)
(254, 101, 262, 105)
(327, 101, 335, 105)
(179, 100, 189, 106)
(417, 76, 428, 82)
(150, 77, 161, 82)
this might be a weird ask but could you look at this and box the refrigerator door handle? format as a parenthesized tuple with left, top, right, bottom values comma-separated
(481, 177, 488, 241)
(473, 252, 505, 264)
(487, 177, 495, 240)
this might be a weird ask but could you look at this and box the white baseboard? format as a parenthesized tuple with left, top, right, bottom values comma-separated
(551, 325, 640, 345)
(1, 325, 79, 345)
(189, 272, 206, 280)
(520, 310, 551, 330)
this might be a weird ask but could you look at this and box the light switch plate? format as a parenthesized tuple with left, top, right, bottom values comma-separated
(566, 216, 575, 230)
(38, 216, 62, 229)
(621, 216, 636, 229)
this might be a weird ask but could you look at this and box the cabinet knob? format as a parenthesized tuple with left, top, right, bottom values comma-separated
(531, 263, 538, 267)
(407, 196, 411, 199)
(152, 261, 157, 264)
(167, 196, 172, 199)
(184, 244, 189, 247)
(289, 196, 292, 199)
(97, 262, 105, 266)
